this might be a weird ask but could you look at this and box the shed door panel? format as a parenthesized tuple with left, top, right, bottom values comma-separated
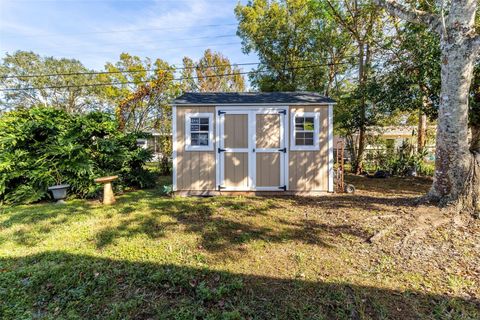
(220, 112, 251, 190)
(224, 114, 248, 149)
(256, 114, 280, 149)
(254, 112, 285, 190)
(256, 153, 280, 187)
(224, 152, 249, 188)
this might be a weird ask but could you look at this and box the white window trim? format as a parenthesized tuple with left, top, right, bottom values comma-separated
(290, 111, 320, 151)
(185, 112, 214, 151)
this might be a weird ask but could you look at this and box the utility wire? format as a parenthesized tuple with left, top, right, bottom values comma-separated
(2, 62, 262, 79)
(0, 62, 350, 92)
(2, 57, 356, 79)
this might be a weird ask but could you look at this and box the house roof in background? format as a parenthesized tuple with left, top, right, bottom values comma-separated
(172, 92, 336, 105)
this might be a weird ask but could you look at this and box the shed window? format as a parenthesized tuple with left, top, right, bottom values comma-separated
(185, 113, 213, 151)
(291, 112, 320, 151)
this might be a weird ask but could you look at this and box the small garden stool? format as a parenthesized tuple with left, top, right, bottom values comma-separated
(94, 176, 118, 205)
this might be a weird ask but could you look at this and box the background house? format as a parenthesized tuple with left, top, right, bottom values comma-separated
(136, 131, 172, 161)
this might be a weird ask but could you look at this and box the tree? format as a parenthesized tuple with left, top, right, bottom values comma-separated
(98, 53, 180, 132)
(235, 0, 353, 94)
(324, 0, 385, 174)
(373, 0, 480, 215)
(366, 22, 441, 153)
(181, 49, 245, 92)
(0, 51, 104, 113)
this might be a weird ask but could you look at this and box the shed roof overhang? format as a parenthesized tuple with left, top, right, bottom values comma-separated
(172, 92, 336, 106)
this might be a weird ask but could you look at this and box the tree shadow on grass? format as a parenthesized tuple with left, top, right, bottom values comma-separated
(94, 195, 371, 253)
(0, 251, 478, 319)
(0, 202, 96, 247)
(1, 175, 432, 252)
(0, 202, 95, 229)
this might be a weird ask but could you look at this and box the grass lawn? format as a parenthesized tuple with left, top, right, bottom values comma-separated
(0, 175, 479, 319)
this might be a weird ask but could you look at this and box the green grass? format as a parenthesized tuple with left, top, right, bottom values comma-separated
(0, 176, 478, 319)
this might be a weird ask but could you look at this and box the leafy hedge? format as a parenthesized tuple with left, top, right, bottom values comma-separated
(0, 107, 155, 204)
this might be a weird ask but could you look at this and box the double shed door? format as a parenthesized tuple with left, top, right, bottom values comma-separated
(218, 108, 287, 191)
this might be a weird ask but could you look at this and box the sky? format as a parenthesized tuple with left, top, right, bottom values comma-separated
(0, 0, 257, 71)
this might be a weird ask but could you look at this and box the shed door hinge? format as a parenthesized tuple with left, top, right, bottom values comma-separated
(218, 148, 226, 153)
(278, 185, 287, 191)
(278, 147, 287, 153)
(218, 110, 226, 116)
(278, 110, 287, 115)
(218, 185, 226, 190)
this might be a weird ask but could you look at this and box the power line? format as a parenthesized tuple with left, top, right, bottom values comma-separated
(0, 62, 350, 92)
(3, 56, 355, 79)
(2, 62, 261, 79)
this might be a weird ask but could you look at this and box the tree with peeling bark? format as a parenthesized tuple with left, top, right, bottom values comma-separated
(372, 0, 480, 215)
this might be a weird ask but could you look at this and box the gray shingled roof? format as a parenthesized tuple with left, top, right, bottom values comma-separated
(173, 92, 335, 105)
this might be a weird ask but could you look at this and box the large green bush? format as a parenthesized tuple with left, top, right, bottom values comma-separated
(0, 107, 155, 204)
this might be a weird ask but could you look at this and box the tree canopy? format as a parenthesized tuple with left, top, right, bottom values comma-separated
(235, 0, 353, 94)
(181, 49, 245, 92)
(0, 51, 105, 113)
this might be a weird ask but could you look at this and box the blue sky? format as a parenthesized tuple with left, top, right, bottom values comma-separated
(0, 0, 257, 71)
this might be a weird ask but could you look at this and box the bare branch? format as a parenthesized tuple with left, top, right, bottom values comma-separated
(372, 0, 441, 34)
(325, 0, 360, 40)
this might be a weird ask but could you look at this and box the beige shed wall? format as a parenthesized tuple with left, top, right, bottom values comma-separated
(175, 106, 216, 190)
(288, 105, 329, 191)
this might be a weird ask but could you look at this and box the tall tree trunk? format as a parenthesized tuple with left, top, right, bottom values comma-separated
(354, 42, 367, 174)
(374, 0, 479, 216)
(429, 12, 479, 215)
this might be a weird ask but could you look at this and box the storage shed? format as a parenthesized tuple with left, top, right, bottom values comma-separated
(172, 92, 335, 195)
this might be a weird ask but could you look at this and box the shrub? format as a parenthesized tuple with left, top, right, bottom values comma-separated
(0, 107, 155, 204)
(375, 143, 433, 177)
